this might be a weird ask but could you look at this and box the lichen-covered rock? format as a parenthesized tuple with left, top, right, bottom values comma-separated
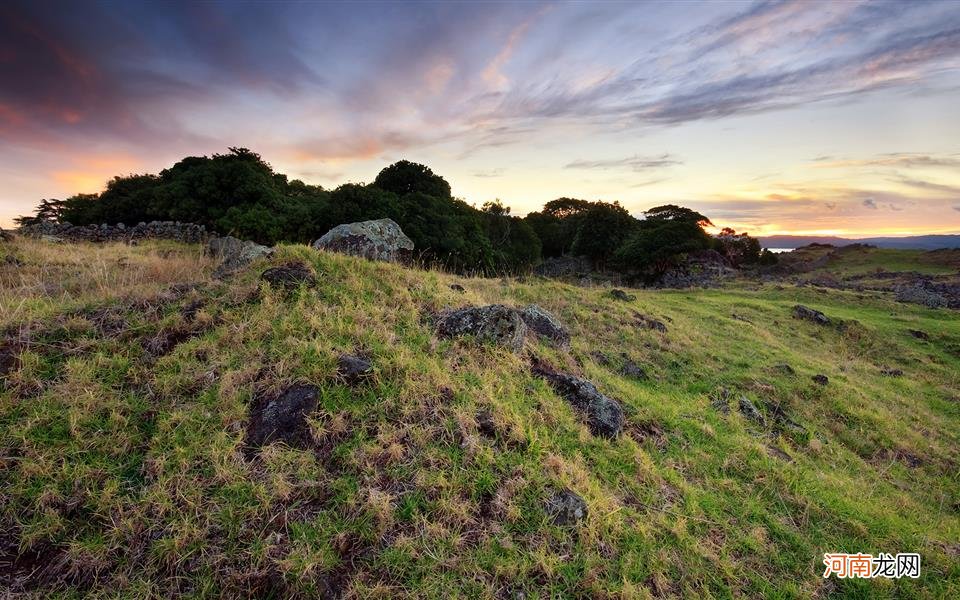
(208, 236, 273, 278)
(895, 283, 948, 309)
(244, 384, 319, 456)
(260, 261, 316, 289)
(436, 304, 527, 351)
(738, 395, 764, 424)
(792, 304, 830, 325)
(312, 218, 413, 263)
(532, 360, 624, 438)
(608, 289, 636, 302)
(518, 305, 569, 346)
(545, 489, 588, 526)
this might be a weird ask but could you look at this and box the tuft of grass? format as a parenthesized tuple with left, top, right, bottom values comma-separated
(0, 236, 958, 598)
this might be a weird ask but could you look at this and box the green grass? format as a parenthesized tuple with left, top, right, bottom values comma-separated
(814, 247, 958, 277)
(1, 238, 958, 598)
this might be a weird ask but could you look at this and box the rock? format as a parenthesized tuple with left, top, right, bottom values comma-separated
(711, 387, 731, 414)
(476, 409, 497, 438)
(40, 234, 64, 244)
(589, 350, 611, 366)
(880, 367, 904, 377)
(244, 384, 319, 455)
(18, 220, 208, 244)
(533, 255, 591, 278)
(449, 283, 465, 293)
(436, 305, 527, 352)
(518, 305, 570, 345)
(812, 374, 829, 385)
(4, 254, 22, 267)
(608, 289, 636, 302)
(336, 354, 373, 385)
(312, 218, 413, 263)
(260, 261, 316, 289)
(208, 236, 273, 278)
(908, 329, 930, 340)
(895, 283, 948, 309)
(773, 363, 795, 375)
(619, 354, 646, 379)
(544, 489, 588, 526)
(0, 228, 11, 241)
(634, 312, 668, 333)
(792, 304, 830, 325)
(532, 360, 624, 438)
(738, 395, 764, 425)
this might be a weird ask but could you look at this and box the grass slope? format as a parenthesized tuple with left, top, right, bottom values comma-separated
(1, 238, 958, 598)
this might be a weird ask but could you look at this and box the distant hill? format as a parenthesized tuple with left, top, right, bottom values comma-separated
(759, 234, 960, 250)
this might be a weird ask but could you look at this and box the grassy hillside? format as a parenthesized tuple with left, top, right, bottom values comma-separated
(1, 238, 959, 598)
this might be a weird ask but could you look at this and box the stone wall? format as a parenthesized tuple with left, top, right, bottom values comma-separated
(17, 221, 211, 244)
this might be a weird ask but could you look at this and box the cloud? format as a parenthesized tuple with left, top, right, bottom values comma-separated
(954, 205, 960, 212)
(816, 153, 960, 169)
(893, 176, 960, 194)
(862, 198, 878, 209)
(564, 153, 681, 171)
(472, 168, 505, 178)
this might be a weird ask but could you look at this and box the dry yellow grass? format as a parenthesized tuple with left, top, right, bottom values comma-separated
(0, 236, 214, 325)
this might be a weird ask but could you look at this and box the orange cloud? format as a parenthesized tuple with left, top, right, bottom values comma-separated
(50, 153, 142, 194)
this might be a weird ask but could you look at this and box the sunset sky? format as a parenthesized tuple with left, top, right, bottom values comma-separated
(2, 0, 959, 235)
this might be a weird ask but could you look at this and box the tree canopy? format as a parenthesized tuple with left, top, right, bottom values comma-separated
(17, 149, 767, 277)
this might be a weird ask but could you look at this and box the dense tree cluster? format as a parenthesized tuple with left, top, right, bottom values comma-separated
(17, 148, 772, 276)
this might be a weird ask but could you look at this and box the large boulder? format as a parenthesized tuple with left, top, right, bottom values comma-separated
(436, 304, 527, 352)
(518, 305, 570, 346)
(532, 360, 624, 438)
(208, 236, 273, 278)
(312, 218, 413, 263)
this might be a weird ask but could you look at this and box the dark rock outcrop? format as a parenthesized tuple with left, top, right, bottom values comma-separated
(19, 220, 209, 244)
(436, 304, 527, 351)
(533, 255, 591, 278)
(738, 395, 764, 425)
(880, 367, 904, 377)
(532, 359, 624, 438)
(545, 489, 588, 525)
(895, 283, 948, 309)
(812, 374, 829, 385)
(518, 305, 570, 346)
(773, 363, 795, 375)
(208, 236, 273, 278)
(312, 218, 413, 263)
(244, 384, 319, 455)
(336, 354, 373, 385)
(608, 289, 636, 302)
(908, 329, 930, 340)
(260, 261, 316, 289)
(449, 283, 465, 293)
(634, 312, 668, 333)
(792, 304, 830, 325)
(619, 354, 646, 379)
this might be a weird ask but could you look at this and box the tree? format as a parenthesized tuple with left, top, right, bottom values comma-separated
(569, 201, 638, 266)
(713, 227, 762, 266)
(14, 199, 69, 226)
(613, 220, 711, 278)
(373, 160, 452, 199)
(643, 204, 713, 228)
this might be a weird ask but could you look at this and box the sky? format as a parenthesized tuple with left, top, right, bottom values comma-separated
(2, 0, 960, 236)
